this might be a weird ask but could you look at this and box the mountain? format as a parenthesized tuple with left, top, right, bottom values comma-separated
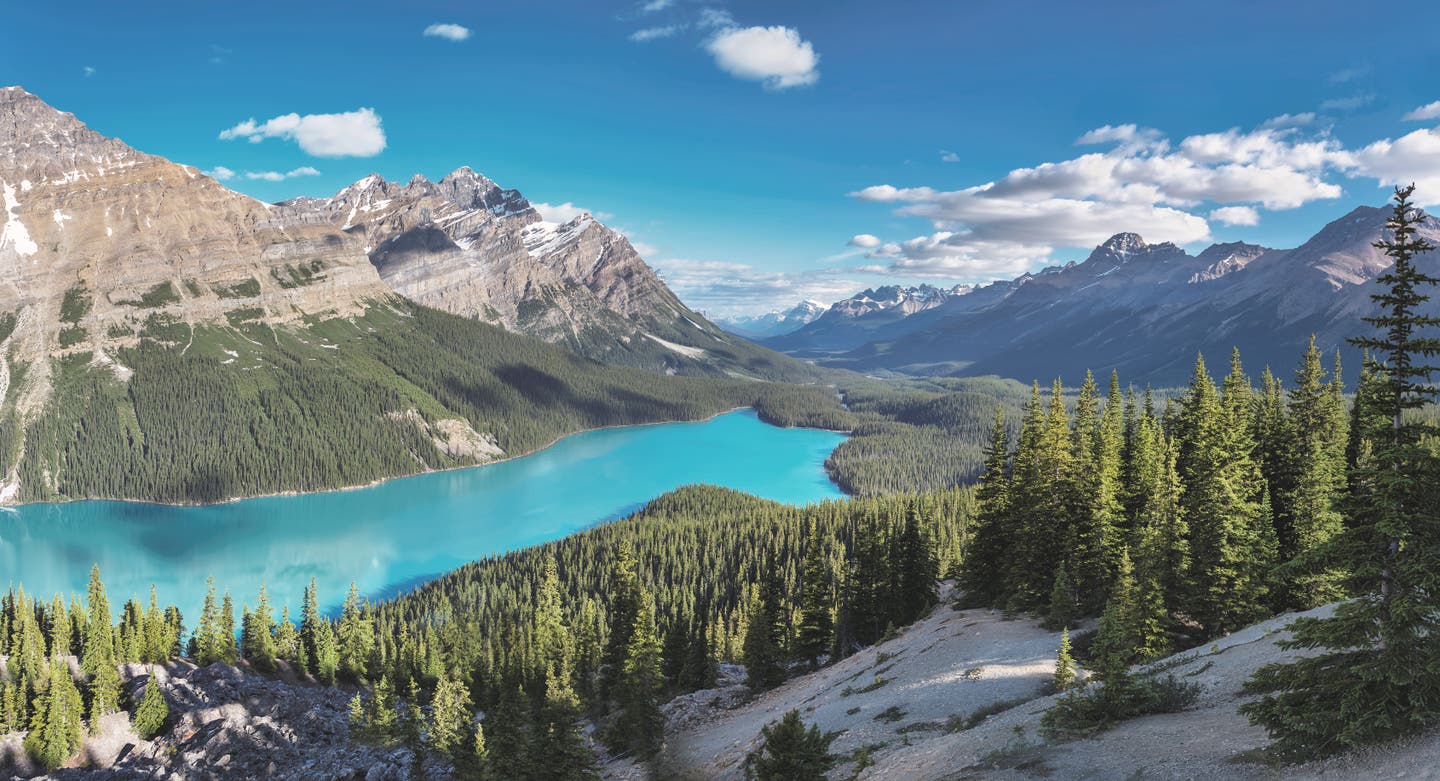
(0, 86, 815, 503)
(769, 210, 1440, 385)
(714, 299, 827, 338)
(764, 283, 976, 354)
(278, 168, 774, 374)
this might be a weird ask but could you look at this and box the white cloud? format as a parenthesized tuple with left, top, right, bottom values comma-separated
(533, 201, 614, 223)
(206, 166, 236, 181)
(1260, 112, 1316, 129)
(1320, 92, 1375, 111)
(243, 166, 322, 182)
(705, 25, 819, 90)
(641, 0, 673, 11)
(83, 66, 96, 77)
(846, 118, 1384, 279)
(698, 9, 735, 29)
(423, 23, 471, 42)
(940, 150, 960, 163)
(1210, 206, 1260, 226)
(1402, 101, 1440, 121)
(1352, 127, 1440, 206)
(631, 25, 683, 42)
(655, 258, 860, 317)
(220, 108, 386, 158)
(848, 234, 882, 248)
(1328, 66, 1370, 85)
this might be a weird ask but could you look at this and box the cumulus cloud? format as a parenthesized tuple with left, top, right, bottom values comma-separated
(1402, 101, 1440, 121)
(940, 150, 961, 163)
(1210, 206, 1261, 226)
(1260, 112, 1316, 129)
(423, 23, 471, 42)
(641, 0, 673, 11)
(631, 25, 683, 42)
(243, 166, 321, 182)
(206, 166, 236, 181)
(848, 234, 882, 248)
(1352, 127, 1440, 206)
(698, 9, 735, 29)
(705, 25, 819, 90)
(655, 258, 860, 317)
(220, 108, 386, 158)
(847, 118, 1381, 278)
(533, 202, 615, 223)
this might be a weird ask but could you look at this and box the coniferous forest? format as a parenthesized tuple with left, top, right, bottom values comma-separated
(0, 188, 1436, 775)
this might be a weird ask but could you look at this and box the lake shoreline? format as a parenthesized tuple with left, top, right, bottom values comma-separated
(8, 406, 851, 510)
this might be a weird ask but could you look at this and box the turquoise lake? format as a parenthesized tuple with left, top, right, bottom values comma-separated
(0, 409, 846, 622)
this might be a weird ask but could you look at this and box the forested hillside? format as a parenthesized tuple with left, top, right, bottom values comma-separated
(9, 299, 816, 504)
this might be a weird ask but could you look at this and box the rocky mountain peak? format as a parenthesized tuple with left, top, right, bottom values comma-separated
(1098, 232, 1148, 254)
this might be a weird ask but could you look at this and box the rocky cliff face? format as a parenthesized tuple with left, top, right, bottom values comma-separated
(0, 87, 391, 364)
(280, 168, 718, 364)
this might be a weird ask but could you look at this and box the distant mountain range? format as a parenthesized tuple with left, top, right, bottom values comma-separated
(765, 209, 1440, 385)
(714, 300, 827, 338)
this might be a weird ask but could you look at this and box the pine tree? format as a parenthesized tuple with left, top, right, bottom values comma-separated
(196, 577, 222, 666)
(1177, 353, 1269, 636)
(337, 581, 374, 683)
(25, 658, 84, 771)
(795, 522, 835, 668)
(300, 577, 321, 677)
(88, 659, 121, 728)
(1053, 628, 1076, 691)
(428, 673, 472, 762)
(81, 564, 113, 677)
(275, 606, 298, 669)
(485, 681, 533, 780)
(959, 406, 1014, 606)
(678, 595, 717, 691)
(1002, 383, 1048, 610)
(1281, 337, 1349, 608)
(1045, 562, 1075, 631)
(743, 567, 789, 691)
(1071, 371, 1126, 610)
(313, 617, 339, 686)
(742, 710, 837, 781)
(219, 592, 237, 664)
(1090, 549, 1141, 677)
(132, 667, 169, 739)
(366, 674, 399, 742)
(1243, 185, 1440, 758)
(609, 595, 665, 759)
(530, 559, 598, 781)
(598, 543, 643, 703)
(246, 583, 277, 673)
(893, 504, 940, 625)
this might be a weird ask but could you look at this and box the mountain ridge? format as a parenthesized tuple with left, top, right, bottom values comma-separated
(767, 205, 1440, 384)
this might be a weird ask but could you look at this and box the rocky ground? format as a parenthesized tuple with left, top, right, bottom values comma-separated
(641, 596, 1440, 781)
(2, 661, 426, 781)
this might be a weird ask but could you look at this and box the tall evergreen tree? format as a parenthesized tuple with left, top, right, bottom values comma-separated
(1281, 337, 1350, 608)
(25, 659, 84, 771)
(743, 567, 789, 691)
(80, 565, 113, 676)
(795, 522, 835, 668)
(959, 406, 1014, 606)
(598, 543, 643, 703)
(1244, 185, 1440, 758)
(337, 581, 374, 683)
(609, 595, 665, 759)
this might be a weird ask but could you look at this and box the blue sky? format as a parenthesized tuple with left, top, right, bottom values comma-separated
(4, 0, 1440, 315)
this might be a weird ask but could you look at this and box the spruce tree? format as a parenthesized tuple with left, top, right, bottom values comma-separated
(1243, 185, 1440, 758)
(1281, 337, 1349, 608)
(81, 564, 113, 677)
(485, 681, 533, 780)
(959, 406, 1014, 606)
(131, 667, 169, 739)
(247, 583, 277, 673)
(26, 658, 84, 771)
(610, 595, 665, 759)
(742, 710, 836, 781)
(337, 581, 374, 683)
(219, 592, 237, 664)
(743, 567, 789, 691)
(196, 577, 222, 666)
(795, 521, 835, 668)
(428, 673, 473, 762)
(1053, 628, 1076, 691)
(300, 577, 321, 677)
(598, 543, 643, 703)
